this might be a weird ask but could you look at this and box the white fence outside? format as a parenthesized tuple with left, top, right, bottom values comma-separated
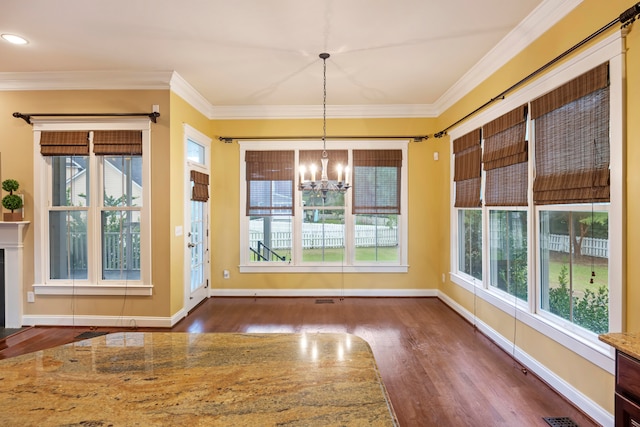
(249, 223, 398, 250)
(547, 234, 608, 258)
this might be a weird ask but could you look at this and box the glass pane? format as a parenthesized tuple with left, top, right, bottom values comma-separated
(49, 210, 88, 279)
(301, 186, 346, 207)
(101, 210, 141, 280)
(354, 166, 399, 214)
(103, 156, 143, 207)
(540, 210, 609, 334)
(489, 211, 527, 301)
(302, 209, 345, 262)
(458, 210, 482, 280)
(190, 200, 205, 292)
(187, 139, 205, 164)
(248, 180, 293, 216)
(355, 215, 399, 262)
(248, 216, 292, 261)
(52, 156, 90, 207)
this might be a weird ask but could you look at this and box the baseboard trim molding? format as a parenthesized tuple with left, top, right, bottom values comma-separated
(22, 315, 174, 328)
(436, 291, 613, 427)
(209, 288, 438, 297)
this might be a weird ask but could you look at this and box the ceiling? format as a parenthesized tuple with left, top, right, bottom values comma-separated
(0, 0, 579, 117)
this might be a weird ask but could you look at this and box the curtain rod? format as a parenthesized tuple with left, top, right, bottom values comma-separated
(218, 135, 429, 143)
(12, 111, 160, 125)
(433, 2, 640, 138)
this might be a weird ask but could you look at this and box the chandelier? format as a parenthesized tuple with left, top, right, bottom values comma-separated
(298, 53, 350, 201)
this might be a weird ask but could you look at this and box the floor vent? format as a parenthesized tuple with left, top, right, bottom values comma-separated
(75, 331, 109, 340)
(315, 299, 335, 304)
(543, 417, 579, 427)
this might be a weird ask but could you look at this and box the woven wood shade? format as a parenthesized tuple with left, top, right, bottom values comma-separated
(483, 105, 528, 206)
(40, 131, 89, 156)
(245, 150, 294, 216)
(532, 63, 610, 205)
(352, 150, 402, 214)
(190, 170, 209, 202)
(93, 130, 142, 155)
(453, 129, 481, 207)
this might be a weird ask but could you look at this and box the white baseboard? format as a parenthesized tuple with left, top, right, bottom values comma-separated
(209, 288, 438, 297)
(437, 290, 614, 427)
(22, 315, 175, 328)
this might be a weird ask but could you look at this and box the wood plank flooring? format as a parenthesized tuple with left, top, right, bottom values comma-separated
(1, 297, 599, 427)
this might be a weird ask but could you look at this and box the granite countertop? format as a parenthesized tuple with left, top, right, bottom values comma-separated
(599, 332, 640, 360)
(0, 332, 397, 426)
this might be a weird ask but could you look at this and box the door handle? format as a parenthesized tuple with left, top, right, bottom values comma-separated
(187, 242, 196, 248)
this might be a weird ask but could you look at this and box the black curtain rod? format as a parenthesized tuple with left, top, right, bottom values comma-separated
(433, 2, 640, 138)
(13, 111, 160, 125)
(218, 135, 429, 143)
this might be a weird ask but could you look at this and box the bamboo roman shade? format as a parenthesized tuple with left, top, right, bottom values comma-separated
(190, 170, 209, 202)
(531, 63, 610, 205)
(299, 150, 348, 181)
(453, 129, 482, 207)
(482, 105, 528, 206)
(352, 150, 402, 215)
(245, 150, 294, 216)
(93, 130, 143, 155)
(40, 131, 89, 156)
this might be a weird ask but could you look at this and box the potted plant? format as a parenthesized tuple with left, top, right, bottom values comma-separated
(2, 179, 23, 221)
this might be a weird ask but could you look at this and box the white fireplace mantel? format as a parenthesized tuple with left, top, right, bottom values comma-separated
(0, 221, 29, 328)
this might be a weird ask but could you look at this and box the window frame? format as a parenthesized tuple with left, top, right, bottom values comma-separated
(239, 139, 408, 273)
(33, 119, 153, 296)
(449, 31, 624, 372)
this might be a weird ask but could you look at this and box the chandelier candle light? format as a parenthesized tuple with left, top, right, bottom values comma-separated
(298, 53, 350, 201)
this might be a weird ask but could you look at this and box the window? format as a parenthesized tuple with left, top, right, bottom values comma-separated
(239, 140, 408, 273)
(453, 129, 482, 279)
(34, 122, 151, 295)
(483, 105, 529, 301)
(532, 63, 611, 334)
(449, 32, 623, 360)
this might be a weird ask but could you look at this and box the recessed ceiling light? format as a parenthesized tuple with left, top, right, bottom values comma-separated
(1, 34, 29, 45)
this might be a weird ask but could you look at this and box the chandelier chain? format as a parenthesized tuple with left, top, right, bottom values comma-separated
(322, 54, 328, 158)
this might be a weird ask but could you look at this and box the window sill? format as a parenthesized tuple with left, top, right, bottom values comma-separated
(239, 264, 409, 273)
(33, 283, 153, 296)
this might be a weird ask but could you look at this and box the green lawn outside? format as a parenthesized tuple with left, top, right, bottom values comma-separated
(302, 246, 398, 262)
(547, 260, 608, 295)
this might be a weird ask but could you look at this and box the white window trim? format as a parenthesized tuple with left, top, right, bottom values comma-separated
(449, 31, 624, 372)
(239, 139, 409, 273)
(32, 119, 153, 296)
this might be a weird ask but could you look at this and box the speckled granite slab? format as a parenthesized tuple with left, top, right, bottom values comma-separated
(599, 332, 640, 360)
(0, 332, 397, 426)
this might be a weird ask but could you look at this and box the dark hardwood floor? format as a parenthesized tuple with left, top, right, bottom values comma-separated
(0, 297, 599, 426)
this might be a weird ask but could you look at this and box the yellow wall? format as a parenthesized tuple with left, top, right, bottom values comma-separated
(436, 0, 640, 415)
(208, 118, 442, 291)
(0, 90, 172, 318)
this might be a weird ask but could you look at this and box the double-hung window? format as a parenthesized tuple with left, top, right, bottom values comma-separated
(532, 63, 611, 334)
(483, 105, 529, 302)
(34, 121, 151, 295)
(240, 140, 408, 273)
(453, 129, 483, 281)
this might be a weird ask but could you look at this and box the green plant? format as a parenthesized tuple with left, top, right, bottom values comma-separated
(2, 179, 23, 212)
(548, 263, 609, 334)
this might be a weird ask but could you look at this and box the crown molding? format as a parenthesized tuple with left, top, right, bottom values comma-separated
(169, 71, 216, 118)
(433, 0, 583, 114)
(0, 70, 173, 91)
